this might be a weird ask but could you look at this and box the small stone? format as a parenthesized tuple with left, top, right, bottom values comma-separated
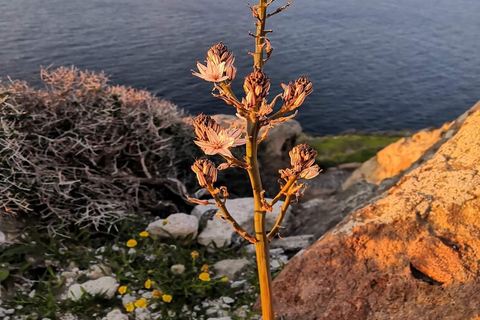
(221, 296, 234, 304)
(67, 276, 119, 301)
(5, 309, 15, 314)
(86, 264, 112, 280)
(231, 280, 246, 288)
(127, 248, 136, 255)
(103, 309, 128, 320)
(121, 294, 136, 306)
(213, 259, 250, 280)
(59, 313, 77, 320)
(206, 307, 218, 316)
(0, 231, 5, 243)
(147, 213, 198, 239)
(142, 291, 153, 299)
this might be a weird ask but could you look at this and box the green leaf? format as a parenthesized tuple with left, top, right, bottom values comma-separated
(0, 268, 10, 282)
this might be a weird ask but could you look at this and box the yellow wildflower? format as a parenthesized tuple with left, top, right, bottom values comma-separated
(191, 251, 199, 259)
(201, 264, 209, 271)
(162, 294, 173, 303)
(118, 286, 127, 294)
(199, 272, 211, 282)
(162, 219, 168, 226)
(134, 298, 148, 309)
(126, 239, 137, 248)
(220, 277, 229, 282)
(139, 231, 149, 237)
(125, 302, 135, 312)
(152, 289, 162, 298)
(144, 279, 152, 289)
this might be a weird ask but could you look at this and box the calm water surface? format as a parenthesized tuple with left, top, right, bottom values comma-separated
(1, 0, 480, 135)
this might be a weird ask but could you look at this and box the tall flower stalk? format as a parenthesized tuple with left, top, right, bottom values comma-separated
(189, 0, 317, 319)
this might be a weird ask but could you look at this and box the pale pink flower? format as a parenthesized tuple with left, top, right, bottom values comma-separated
(194, 127, 247, 158)
(192, 60, 229, 83)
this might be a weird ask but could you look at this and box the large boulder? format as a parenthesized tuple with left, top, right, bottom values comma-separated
(342, 122, 453, 189)
(265, 102, 480, 319)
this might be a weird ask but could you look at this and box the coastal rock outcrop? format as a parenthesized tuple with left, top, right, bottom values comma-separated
(342, 122, 453, 189)
(265, 102, 480, 319)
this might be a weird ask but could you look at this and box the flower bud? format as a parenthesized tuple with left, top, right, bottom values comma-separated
(206, 42, 237, 81)
(281, 75, 313, 111)
(289, 143, 319, 179)
(243, 67, 270, 109)
(193, 113, 222, 141)
(191, 158, 218, 187)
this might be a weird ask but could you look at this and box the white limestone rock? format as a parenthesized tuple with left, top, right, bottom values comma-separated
(270, 234, 315, 252)
(67, 276, 119, 301)
(103, 309, 128, 320)
(192, 198, 290, 247)
(86, 264, 112, 280)
(213, 258, 250, 280)
(147, 213, 198, 239)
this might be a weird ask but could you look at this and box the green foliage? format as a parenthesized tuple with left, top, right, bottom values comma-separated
(299, 133, 401, 168)
(0, 221, 261, 319)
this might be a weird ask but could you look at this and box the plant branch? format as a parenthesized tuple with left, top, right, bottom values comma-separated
(206, 185, 257, 243)
(267, 1, 292, 18)
(268, 175, 298, 207)
(267, 193, 292, 239)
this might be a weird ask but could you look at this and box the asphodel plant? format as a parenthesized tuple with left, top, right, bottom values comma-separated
(188, 0, 318, 319)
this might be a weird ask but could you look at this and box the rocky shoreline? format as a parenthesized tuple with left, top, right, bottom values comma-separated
(1, 96, 479, 319)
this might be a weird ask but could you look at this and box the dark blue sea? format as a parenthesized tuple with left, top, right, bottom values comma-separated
(1, 0, 479, 135)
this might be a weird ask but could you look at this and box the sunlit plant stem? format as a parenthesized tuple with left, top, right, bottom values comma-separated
(189, 0, 315, 319)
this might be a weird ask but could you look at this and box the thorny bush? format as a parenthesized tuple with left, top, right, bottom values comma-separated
(0, 67, 201, 234)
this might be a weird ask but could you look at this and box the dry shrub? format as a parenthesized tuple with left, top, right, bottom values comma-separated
(0, 67, 200, 233)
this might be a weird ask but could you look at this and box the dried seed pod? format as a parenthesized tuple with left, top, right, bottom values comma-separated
(191, 158, 218, 187)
